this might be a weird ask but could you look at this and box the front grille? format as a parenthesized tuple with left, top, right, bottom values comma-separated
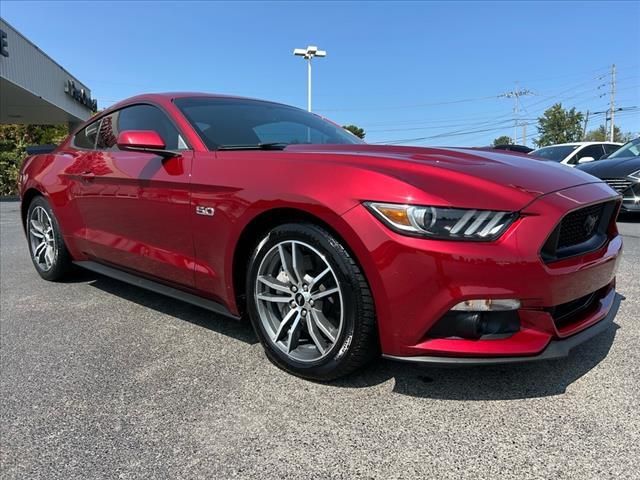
(557, 203, 605, 249)
(548, 286, 606, 330)
(603, 178, 633, 193)
(541, 200, 617, 263)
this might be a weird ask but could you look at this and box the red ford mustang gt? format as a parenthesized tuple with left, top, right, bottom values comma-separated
(19, 93, 623, 380)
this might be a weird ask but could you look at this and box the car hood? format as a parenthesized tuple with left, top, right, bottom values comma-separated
(286, 144, 603, 209)
(576, 156, 640, 178)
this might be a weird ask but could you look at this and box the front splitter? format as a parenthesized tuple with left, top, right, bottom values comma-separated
(383, 293, 621, 366)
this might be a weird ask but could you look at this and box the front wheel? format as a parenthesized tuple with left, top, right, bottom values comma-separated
(246, 223, 378, 381)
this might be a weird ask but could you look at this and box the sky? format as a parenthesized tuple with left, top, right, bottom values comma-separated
(1, 0, 639, 147)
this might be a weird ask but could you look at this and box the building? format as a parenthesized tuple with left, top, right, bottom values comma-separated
(0, 17, 96, 130)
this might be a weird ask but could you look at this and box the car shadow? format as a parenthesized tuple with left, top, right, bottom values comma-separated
(337, 294, 623, 400)
(84, 271, 622, 400)
(58, 267, 108, 284)
(85, 273, 259, 345)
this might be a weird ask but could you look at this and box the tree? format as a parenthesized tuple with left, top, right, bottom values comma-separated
(343, 124, 366, 139)
(492, 135, 513, 146)
(584, 124, 632, 143)
(0, 124, 68, 195)
(534, 103, 584, 147)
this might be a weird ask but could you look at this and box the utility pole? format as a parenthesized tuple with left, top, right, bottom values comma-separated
(609, 64, 616, 142)
(582, 110, 590, 139)
(500, 84, 533, 145)
(515, 92, 519, 143)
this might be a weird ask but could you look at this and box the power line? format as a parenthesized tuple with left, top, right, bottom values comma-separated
(348, 69, 640, 144)
(366, 116, 538, 133)
(315, 94, 501, 113)
(360, 108, 515, 128)
(374, 121, 536, 145)
(318, 66, 639, 114)
(354, 70, 639, 131)
(361, 74, 617, 129)
(374, 105, 639, 145)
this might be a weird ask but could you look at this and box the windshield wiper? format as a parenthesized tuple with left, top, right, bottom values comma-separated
(216, 142, 289, 151)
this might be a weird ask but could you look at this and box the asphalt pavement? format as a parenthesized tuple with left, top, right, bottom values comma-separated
(1, 201, 639, 479)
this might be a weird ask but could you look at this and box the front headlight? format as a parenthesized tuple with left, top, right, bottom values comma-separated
(364, 202, 518, 241)
(629, 169, 640, 181)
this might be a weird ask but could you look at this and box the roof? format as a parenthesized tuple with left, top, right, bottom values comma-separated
(534, 141, 622, 148)
(108, 92, 271, 109)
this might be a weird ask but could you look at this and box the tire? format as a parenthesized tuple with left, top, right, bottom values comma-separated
(246, 223, 378, 381)
(26, 196, 73, 281)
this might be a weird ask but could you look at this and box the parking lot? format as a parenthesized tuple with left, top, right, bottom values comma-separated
(1, 200, 639, 479)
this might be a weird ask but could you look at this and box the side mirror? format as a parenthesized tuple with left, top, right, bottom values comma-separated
(117, 130, 178, 158)
(578, 156, 595, 164)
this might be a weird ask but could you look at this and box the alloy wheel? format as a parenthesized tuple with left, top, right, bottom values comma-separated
(254, 240, 344, 363)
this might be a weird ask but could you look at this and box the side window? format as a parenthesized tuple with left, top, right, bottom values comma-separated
(573, 145, 604, 163)
(603, 144, 620, 156)
(73, 120, 100, 149)
(96, 112, 120, 150)
(116, 104, 184, 150)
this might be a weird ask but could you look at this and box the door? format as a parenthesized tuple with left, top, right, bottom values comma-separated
(74, 104, 196, 287)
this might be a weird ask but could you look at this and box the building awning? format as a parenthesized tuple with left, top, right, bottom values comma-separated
(0, 17, 96, 126)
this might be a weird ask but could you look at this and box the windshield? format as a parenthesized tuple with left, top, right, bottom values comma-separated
(174, 97, 363, 150)
(606, 138, 640, 159)
(529, 144, 579, 162)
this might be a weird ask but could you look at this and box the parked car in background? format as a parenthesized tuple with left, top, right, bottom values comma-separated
(577, 137, 640, 213)
(18, 93, 623, 380)
(529, 141, 621, 166)
(491, 144, 533, 154)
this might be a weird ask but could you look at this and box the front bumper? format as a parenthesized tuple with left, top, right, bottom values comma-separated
(383, 289, 620, 365)
(342, 182, 623, 360)
(621, 181, 640, 212)
(602, 177, 639, 212)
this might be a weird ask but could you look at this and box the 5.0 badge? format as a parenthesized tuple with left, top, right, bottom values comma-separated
(195, 206, 215, 216)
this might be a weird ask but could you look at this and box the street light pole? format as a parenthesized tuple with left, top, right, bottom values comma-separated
(293, 45, 326, 112)
(308, 56, 312, 112)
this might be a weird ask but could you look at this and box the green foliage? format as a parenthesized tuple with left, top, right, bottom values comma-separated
(492, 135, 514, 146)
(0, 124, 68, 196)
(534, 103, 584, 147)
(343, 124, 366, 139)
(583, 124, 632, 143)
(0, 151, 21, 196)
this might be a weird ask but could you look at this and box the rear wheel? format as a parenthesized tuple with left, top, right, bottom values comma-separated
(246, 223, 378, 380)
(26, 196, 72, 281)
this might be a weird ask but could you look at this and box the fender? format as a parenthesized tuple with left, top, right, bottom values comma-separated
(220, 198, 390, 326)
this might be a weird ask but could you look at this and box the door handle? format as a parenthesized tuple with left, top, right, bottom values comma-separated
(80, 171, 95, 182)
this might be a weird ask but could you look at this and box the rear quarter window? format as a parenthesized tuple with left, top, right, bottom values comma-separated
(73, 121, 100, 149)
(603, 144, 620, 156)
(96, 112, 119, 150)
